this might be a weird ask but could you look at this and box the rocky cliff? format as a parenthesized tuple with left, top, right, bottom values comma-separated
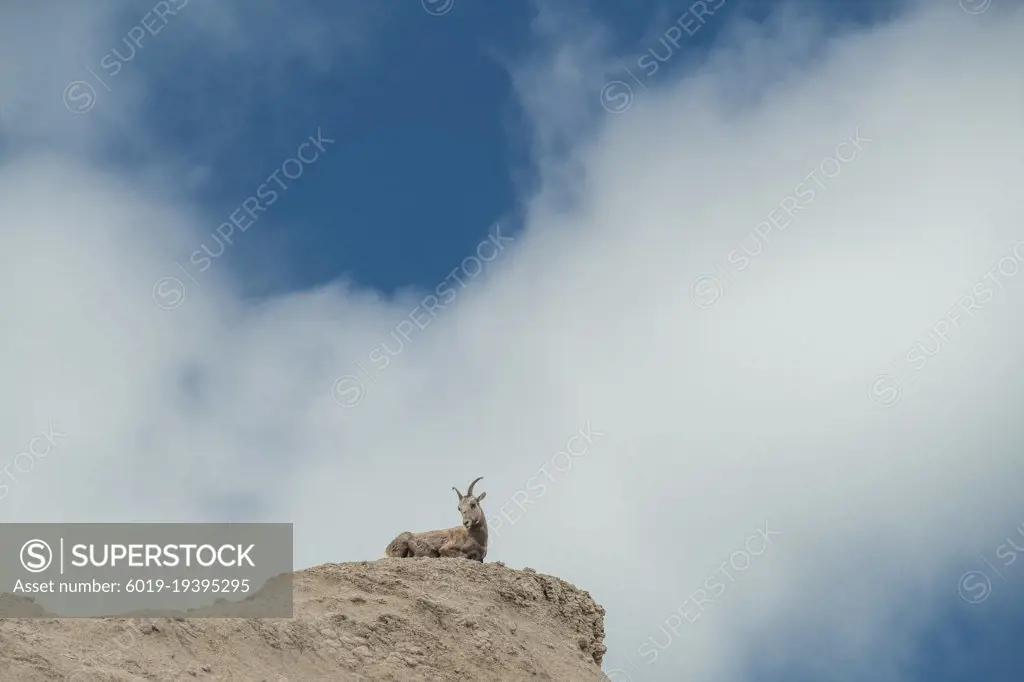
(0, 558, 609, 681)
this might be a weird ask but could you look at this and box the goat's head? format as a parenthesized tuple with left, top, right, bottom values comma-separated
(452, 476, 487, 529)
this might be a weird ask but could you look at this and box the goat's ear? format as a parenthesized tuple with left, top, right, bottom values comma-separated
(475, 492, 486, 502)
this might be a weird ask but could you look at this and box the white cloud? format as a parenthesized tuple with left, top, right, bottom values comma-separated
(3, 1, 1024, 681)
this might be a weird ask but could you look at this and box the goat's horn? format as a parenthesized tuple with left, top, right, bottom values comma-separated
(466, 477, 484, 496)
(453, 487, 463, 499)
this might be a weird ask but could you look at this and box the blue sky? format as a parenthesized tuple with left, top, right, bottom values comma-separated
(130, 1, 533, 299)
(147, 0, 837, 297)
(2, 0, 1023, 680)
(67, 0, 906, 303)
(137, 0, 908, 303)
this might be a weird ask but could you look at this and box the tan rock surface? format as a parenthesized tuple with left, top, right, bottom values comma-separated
(0, 558, 609, 681)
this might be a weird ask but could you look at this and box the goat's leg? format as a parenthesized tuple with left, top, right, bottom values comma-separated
(438, 542, 465, 558)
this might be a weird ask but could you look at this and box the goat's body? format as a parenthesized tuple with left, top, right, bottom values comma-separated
(384, 477, 489, 562)
(385, 525, 487, 562)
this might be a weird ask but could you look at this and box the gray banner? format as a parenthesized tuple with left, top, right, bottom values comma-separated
(0, 523, 293, 618)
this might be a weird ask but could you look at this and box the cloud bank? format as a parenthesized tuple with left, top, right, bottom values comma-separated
(3, 1, 1023, 680)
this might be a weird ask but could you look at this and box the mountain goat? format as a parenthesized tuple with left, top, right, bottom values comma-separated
(384, 477, 488, 562)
